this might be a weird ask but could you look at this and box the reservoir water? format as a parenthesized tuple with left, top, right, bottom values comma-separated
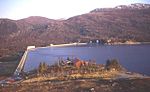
(24, 44, 150, 76)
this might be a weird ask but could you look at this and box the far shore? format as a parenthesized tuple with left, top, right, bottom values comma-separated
(48, 42, 150, 47)
(107, 42, 150, 45)
(28, 42, 150, 50)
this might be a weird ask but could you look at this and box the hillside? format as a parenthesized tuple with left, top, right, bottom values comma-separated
(0, 3, 150, 57)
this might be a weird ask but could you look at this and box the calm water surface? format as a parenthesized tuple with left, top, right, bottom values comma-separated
(24, 44, 150, 76)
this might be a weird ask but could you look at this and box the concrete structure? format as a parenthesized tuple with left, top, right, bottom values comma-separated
(49, 43, 87, 47)
(27, 46, 35, 50)
(14, 46, 35, 76)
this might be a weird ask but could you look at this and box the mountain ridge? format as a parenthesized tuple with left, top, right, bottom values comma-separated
(0, 3, 150, 57)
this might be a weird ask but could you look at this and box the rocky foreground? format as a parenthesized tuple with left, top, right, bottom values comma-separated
(1, 78, 150, 92)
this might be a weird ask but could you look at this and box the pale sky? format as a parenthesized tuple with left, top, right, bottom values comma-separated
(0, 0, 150, 20)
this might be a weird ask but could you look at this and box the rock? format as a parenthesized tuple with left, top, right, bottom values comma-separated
(111, 82, 118, 87)
(90, 87, 95, 92)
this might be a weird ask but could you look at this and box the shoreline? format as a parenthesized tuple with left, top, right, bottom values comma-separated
(31, 42, 150, 49)
(106, 42, 150, 45)
(49, 42, 150, 47)
(33, 42, 150, 48)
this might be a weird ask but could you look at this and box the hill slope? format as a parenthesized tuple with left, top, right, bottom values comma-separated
(0, 3, 150, 57)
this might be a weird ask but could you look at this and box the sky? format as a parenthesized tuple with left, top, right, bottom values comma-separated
(0, 0, 150, 20)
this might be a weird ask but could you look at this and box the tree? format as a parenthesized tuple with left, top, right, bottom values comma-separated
(38, 62, 48, 74)
(105, 59, 124, 71)
(38, 62, 43, 73)
(43, 62, 48, 71)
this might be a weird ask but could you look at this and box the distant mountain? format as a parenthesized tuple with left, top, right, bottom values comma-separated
(115, 3, 150, 9)
(0, 3, 150, 57)
(90, 3, 150, 12)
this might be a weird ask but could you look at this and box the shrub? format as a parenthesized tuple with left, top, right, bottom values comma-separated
(38, 62, 48, 74)
(105, 59, 124, 71)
